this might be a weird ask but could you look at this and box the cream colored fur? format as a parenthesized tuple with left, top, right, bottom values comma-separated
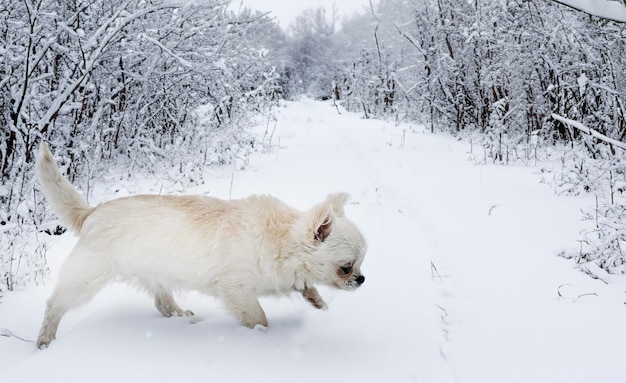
(34, 143, 367, 349)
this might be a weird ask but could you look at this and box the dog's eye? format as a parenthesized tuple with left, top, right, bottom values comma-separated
(340, 265, 352, 275)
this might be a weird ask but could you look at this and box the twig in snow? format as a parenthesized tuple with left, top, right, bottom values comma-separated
(228, 156, 237, 200)
(267, 119, 278, 150)
(557, 283, 573, 298)
(434, 303, 448, 320)
(1, 327, 35, 343)
(557, 284, 599, 302)
(431, 261, 444, 283)
(331, 81, 341, 115)
(577, 292, 598, 300)
(332, 98, 341, 115)
(439, 345, 448, 360)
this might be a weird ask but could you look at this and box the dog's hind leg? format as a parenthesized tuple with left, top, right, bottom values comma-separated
(153, 288, 194, 318)
(37, 248, 112, 349)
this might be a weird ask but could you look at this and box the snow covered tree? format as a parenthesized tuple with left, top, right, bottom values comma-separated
(331, 0, 418, 120)
(333, 0, 625, 161)
(285, 6, 337, 98)
(0, 0, 282, 297)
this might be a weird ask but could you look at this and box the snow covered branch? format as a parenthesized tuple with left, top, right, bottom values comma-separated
(38, 2, 183, 132)
(139, 34, 193, 68)
(553, 0, 626, 23)
(551, 113, 626, 151)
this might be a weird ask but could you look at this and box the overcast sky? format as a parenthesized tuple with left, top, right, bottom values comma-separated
(233, 0, 373, 29)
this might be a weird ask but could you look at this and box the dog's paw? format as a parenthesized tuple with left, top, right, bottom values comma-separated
(155, 294, 193, 318)
(306, 296, 328, 310)
(241, 316, 269, 329)
(301, 286, 328, 310)
(36, 335, 53, 350)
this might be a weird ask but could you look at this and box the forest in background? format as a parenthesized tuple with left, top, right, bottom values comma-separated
(2, 0, 625, 296)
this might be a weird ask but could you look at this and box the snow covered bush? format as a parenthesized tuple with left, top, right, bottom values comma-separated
(553, 141, 626, 277)
(576, 201, 626, 276)
(0, 0, 282, 297)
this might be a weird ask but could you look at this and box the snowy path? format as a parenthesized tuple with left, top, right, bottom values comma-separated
(2, 99, 626, 382)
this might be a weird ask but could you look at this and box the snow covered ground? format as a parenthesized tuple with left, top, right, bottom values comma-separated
(2, 98, 626, 382)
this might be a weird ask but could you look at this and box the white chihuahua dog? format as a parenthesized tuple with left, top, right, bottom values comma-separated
(34, 143, 366, 349)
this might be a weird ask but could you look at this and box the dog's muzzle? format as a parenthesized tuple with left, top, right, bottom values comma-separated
(346, 274, 365, 289)
(355, 275, 365, 286)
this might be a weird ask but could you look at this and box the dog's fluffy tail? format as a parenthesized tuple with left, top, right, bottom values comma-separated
(36, 143, 94, 234)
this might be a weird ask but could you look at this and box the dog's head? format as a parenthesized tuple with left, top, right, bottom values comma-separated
(294, 193, 367, 290)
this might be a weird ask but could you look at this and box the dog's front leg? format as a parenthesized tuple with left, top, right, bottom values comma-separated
(301, 285, 328, 310)
(222, 292, 268, 328)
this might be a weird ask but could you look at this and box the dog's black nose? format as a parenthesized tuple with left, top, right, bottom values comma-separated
(356, 275, 365, 285)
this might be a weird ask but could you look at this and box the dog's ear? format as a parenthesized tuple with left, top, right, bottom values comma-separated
(325, 193, 350, 217)
(302, 195, 349, 244)
(308, 203, 334, 243)
(314, 214, 332, 243)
